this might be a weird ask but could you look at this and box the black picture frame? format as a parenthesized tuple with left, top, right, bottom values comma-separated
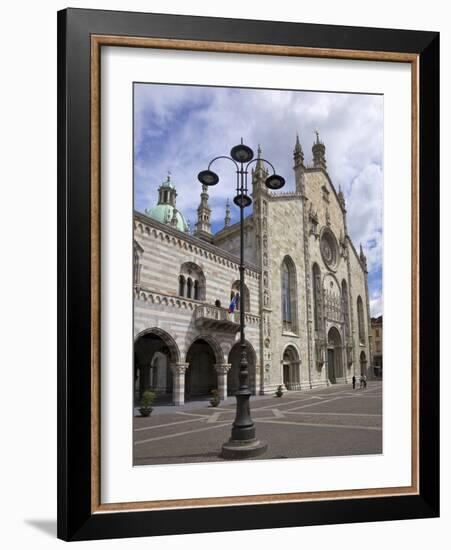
(57, 7, 439, 541)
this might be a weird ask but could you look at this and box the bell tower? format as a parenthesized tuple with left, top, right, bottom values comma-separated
(193, 184, 212, 242)
(312, 130, 327, 171)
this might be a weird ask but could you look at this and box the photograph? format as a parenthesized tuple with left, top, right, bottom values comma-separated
(132, 82, 384, 465)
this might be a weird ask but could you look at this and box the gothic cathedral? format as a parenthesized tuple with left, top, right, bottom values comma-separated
(133, 134, 373, 405)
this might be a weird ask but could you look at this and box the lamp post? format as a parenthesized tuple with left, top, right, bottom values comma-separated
(198, 139, 285, 459)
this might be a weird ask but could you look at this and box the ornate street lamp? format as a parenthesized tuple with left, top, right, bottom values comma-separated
(198, 139, 285, 459)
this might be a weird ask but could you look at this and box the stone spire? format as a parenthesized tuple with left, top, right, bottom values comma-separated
(293, 134, 306, 195)
(293, 133, 305, 168)
(252, 144, 269, 196)
(312, 130, 327, 171)
(338, 185, 346, 210)
(224, 198, 231, 228)
(193, 184, 212, 241)
(359, 243, 368, 271)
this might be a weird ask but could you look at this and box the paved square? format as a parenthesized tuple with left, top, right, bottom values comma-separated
(133, 381, 382, 465)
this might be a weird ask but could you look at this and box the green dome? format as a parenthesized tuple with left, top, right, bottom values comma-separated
(145, 204, 188, 232)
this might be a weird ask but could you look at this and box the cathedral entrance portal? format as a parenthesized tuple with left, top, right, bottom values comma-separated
(327, 348, 336, 384)
(185, 339, 217, 399)
(282, 345, 301, 390)
(327, 327, 343, 384)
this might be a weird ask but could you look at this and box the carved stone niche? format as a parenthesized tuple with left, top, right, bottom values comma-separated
(346, 342, 354, 365)
(315, 337, 326, 369)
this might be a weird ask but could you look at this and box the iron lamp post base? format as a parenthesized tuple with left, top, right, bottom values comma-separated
(221, 438, 268, 460)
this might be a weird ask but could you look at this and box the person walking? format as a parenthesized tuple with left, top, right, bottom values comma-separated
(359, 375, 364, 389)
(352, 375, 356, 390)
(363, 374, 367, 389)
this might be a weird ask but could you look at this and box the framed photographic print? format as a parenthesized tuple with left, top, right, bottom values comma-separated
(57, 8, 439, 541)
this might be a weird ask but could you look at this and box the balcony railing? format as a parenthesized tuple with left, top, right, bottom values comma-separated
(194, 305, 240, 333)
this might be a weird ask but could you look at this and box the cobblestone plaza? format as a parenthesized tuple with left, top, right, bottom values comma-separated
(134, 382, 382, 465)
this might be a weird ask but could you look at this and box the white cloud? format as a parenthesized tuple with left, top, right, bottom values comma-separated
(370, 290, 383, 318)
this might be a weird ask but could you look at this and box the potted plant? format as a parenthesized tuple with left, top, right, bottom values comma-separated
(210, 389, 220, 407)
(275, 385, 284, 398)
(139, 390, 156, 417)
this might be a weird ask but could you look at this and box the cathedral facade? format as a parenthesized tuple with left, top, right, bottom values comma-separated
(134, 135, 373, 405)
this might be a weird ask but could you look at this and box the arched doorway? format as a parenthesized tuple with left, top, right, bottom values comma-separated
(282, 345, 301, 390)
(360, 351, 367, 376)
(185, 338, 218, 399)
(227, 340, 257, 395)
(134, 329, 179, 405)
(327, 327, 343, 384)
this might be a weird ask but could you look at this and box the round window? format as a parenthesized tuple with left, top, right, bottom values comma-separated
(320, 229, 339, 270)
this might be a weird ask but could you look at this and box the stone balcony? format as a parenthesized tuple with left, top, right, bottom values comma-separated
(194, 305, 240, 333)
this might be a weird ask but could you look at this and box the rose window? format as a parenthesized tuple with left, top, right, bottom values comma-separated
(320, 229, 339, 270)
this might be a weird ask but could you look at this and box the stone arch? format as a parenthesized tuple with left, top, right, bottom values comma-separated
(227, 339, 257, 395)
(185, 336, 222, 398)
(282, 343, 301, 390)
(134, 327, 180, 363)
(185, 333, 224, 365)
(327, 326, 344, 383)
(134, 328, 181, 404)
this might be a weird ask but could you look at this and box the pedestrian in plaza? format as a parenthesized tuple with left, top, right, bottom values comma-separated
(363, 374, 367, 389)
(359, 375, 364, 389)
(352, 375, 356, 390)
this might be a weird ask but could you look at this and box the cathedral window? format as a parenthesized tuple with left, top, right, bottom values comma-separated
(357, 295, 366, 344)
(320, 227, 339, 271)
(133, 240, 143, 286)
(281, 256, 297, 333)
(178, 275, 185, 297)
(133, 248, 140, 285)
(186, 277, 193, 299)
(231, 281, 250, 312)
(178, 262, 206, 301)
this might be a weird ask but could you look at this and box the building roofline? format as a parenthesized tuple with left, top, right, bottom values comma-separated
(213, 214, 254, 240)
(134, 210, 261, 273)
(347, 236, 367, 272)
(305, 167, 346, 213)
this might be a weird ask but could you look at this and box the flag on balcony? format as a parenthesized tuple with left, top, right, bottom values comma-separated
(228, 292, 239, 313)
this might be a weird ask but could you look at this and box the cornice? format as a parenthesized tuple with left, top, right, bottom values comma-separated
(134, 210, 261, 274)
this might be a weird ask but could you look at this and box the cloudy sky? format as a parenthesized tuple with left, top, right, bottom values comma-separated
(134, 83, 383, 317)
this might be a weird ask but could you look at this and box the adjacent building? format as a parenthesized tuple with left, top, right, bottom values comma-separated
(134, 134, 373, 405)
(371, 315, 383, 378)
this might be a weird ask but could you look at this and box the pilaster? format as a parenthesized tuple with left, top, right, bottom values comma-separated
(214, 363, 231, 400)
(169, 362, 189, 406)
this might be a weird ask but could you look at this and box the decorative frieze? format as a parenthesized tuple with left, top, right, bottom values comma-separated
(134, 212, 261, 278)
